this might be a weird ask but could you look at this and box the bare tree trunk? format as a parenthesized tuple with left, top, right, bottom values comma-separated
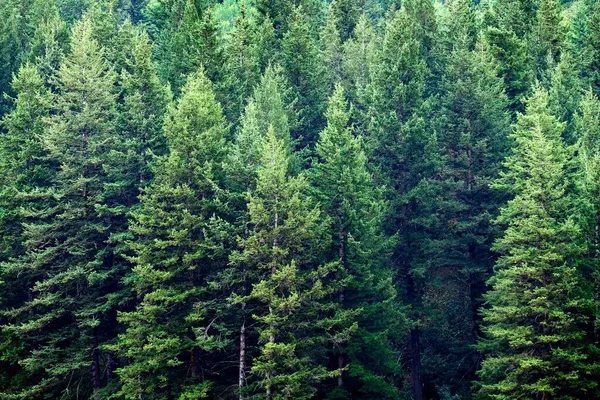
(91, 330, 101, 400)
(410, 328, 423, 400)
(190, 347, 200, 378)
(239, 319, 246, 400)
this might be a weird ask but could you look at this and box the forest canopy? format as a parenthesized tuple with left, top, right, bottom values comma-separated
(1, 0, 600, 399)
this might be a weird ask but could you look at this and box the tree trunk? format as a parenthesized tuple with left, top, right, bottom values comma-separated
(91, 330, 101, 400)
(190, 346, 200, 378)
(106, 352, 115, 382)
(410, 327, 423, 400)
(239, 319, 246, 400)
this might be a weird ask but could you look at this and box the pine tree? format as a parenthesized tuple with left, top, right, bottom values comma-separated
(530, 0, 565, 78)
(0, 65, 52, 262)
(156, 0, 222, 94)
(117, 28, 171, 190)
(226, 65, 294, 195)
(321, 6, 344, 90)
(366, 7, 432, 399)
(484, 25, 532, 115)
(426, 35, 510, 397)
(115, 69, 231, 400)
(476, 86, 594, 399)
(309, 84, 403, 399)
(366, 6, 426, 169)
(231, 128, 336, 399)
(329, 0, 362, 42)
(548, 51, 583, 142)
(281, 6, 328, 149)
(0, 0, 44, 116)
(221, 4, 261, 125)
(0, 17, 121, 399)
(572, 89, 600, 394)
(341, 14, 376, 114)
(25, 0, 69, 82)
(585, 0, 600, 95)
(0, 64, 54, 395)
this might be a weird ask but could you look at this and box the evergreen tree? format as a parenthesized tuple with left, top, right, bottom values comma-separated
(484, 25, 532, 115)
(530, 0, 564, 78)
(0, 64, 54, 395)
(226, 64, 294, 195)
(321, 6, 344, 90)
(0, 0, 51, 116)
(329, 0, 362, 42)
(476, 86, 594, 399)
(426, 35, 510, 398)
(365, 6, 432, 399)
(310, 85, 403, 399)
(156, 0, 222, 94)
(117, 28, 171, 189)
(221, 4, 261, 125)
(585, 0, 600, 95)
(116, 69, 231, 399)
(548, 51, 583, 142)
(572, 89, 600, 394)
(0, 17, 121, 399)
(0, 65, 52, 262)
(281, 6, 328, 149)
(341, 14, 376, 115)
(231, 128, 335, 399)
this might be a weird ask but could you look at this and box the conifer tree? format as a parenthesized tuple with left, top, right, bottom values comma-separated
(572, 89, 600, 392)
(117, 28, 171, 190)
(115, 70, 231, 399)
(366, 7, 432, 399)
(484, 25, 532, 115)
(226, 65, 294, 195)
(0, 64, 54, 395)
(24, 0, 69, 82)
(585, 0, 600, 95)
(548, 51, 583, 142)
(329, 0, 361, 42)
(281, 6, 328, 149)
(309, 85, 403, 399)
(321, 7, 344, 90)
(341, 14, 376, 112)
(156, 0, 222, 94)
(367, 6, 426, 167)
(221, 4, 261, 125)
(0, 65, 52, 261)
(531, 0, 564, 78)
(0, 0, 48, 116)
(231, 128, 336, 399)
(0, 17, 121, 399)
(476, 86, 594, 399)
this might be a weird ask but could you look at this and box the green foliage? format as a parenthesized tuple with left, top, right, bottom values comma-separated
(232, 128, 335, 399)
(476, 86, 595, 399)
(310, 85, 403, 398)
(116, 70, 230, 399)
(1, 1, 600, 399)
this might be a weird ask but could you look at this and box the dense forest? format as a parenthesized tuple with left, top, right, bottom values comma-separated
(1, 0, 600, 398)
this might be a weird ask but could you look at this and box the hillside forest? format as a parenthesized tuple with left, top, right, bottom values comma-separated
(1, 0, 600, 399)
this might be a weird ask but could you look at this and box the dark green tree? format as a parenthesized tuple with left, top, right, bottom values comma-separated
(476, 86, 594, 399)
(281, 6, 328, 149)
(221, 4, 261, 125)
(0, 17, 122, 399)
(115, 69, 231, 399)
(231, 128, 336, 399)
(310, 84, 403, 399)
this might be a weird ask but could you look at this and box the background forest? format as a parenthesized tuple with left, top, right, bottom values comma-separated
(1, 0, 600, 399)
